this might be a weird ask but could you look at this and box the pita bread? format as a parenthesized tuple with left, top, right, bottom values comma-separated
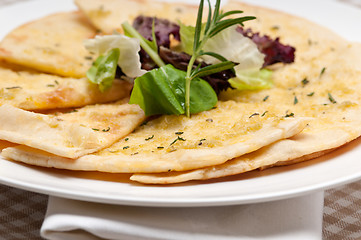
(0, 101, 145, 158)
(0, 61, 132, 110)
(0, 11, 95, 78)
(0, 141, 17, 151)
(130, 2, 361, 184)
(75, 0, 200, 34)
(130, 130, 355, 184)
(2, 101, 309, 172)
(2, 0, 361, 185)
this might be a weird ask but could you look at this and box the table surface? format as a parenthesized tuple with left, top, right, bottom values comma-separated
(2, 182, 361, 239)
(1, 0, 361, 239)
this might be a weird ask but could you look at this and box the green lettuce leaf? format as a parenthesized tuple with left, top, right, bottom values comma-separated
(84, 35, 146, 80)
(228, 68, 273, 90)
(129, 64, 217, 116)
(179, 22, 200, 56)
(86, 48, 120, 92)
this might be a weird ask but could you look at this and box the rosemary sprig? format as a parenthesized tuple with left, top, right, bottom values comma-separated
(184, 0, 256, 116)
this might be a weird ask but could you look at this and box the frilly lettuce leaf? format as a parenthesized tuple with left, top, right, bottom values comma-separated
(86, 48, 120, 92)
(228, 69, 273, 91)
(180, 24, 272, 90)
(84, 35, 146, 80)
(201, 25, 264, 69)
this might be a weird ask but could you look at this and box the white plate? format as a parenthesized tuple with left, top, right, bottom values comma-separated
(0, 0, 361, 207)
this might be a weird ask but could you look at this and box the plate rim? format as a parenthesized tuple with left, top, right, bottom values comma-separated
(0, 0, 361, 207)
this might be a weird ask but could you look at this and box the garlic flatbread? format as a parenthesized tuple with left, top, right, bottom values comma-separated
(2, 0, 361, 186)
(130, 2, 361, 184)
(75, 0, 199, 33)
(0, 102, 145, 158)
(2, 101, 309, 172)
(131, 124, 359, 184)
(0, 61, 132, 110)
(0, 11, 95, 78)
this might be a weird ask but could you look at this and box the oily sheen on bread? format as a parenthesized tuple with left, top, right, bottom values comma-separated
(2, 101, 309, 172)
(1, 0, 361, 185)
(0, 61, 132, 110)
(0, 101, 145, 158)
(74, 0, 200, 34)
(129, 1, 361, 183)
(0, 11, 95, 78)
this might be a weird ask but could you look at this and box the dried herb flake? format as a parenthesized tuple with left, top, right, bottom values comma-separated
(170, 136, 186, 146)
(301, 78, 309, 86)
(284, 112, 295, 118)
(249, 113, 260, 118)
(5, 86, 22, 90)
(294, 96, 298, 105)
(328, 93, 337, 104)
(102, 127, 110, 132)
(145, 135, 154, 141)
(198, 138, 206, 146)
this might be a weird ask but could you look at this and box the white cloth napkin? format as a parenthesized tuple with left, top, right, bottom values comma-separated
(41, 192, 324, 240)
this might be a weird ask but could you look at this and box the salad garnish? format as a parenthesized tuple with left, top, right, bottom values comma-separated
(237, 27, 295, 67)
(85, 0, 296, 117)
(180, 0, 256, 116)
(86, 48, 120, 92)
(122, 21, 166, 68)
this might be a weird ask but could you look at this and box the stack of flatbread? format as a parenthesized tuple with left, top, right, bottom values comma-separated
(0, 0, 360, 185)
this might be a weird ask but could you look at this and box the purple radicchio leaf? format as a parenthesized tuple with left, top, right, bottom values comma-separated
(133, 16, 181, 70)
(236, 26, 295, 67)
(133, 15, 180, 47)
